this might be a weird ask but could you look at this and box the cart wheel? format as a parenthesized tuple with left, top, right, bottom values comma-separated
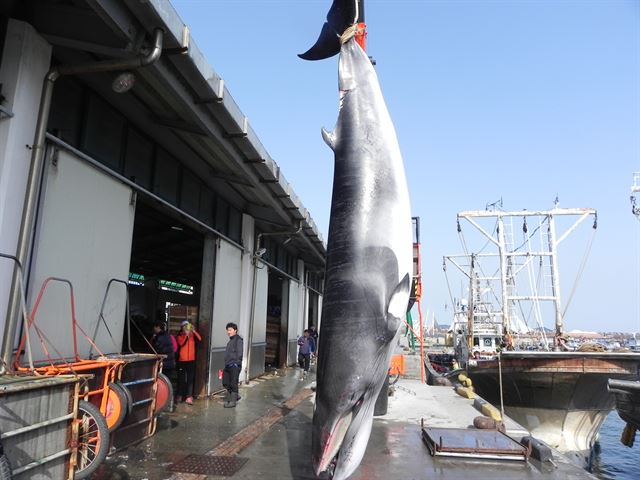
(105, 383, 128, 431)
(155, 372, 174, 414)
(74, 400, 109, 480)
(0, 453, 11, 480)
(116, 381, 134, 414)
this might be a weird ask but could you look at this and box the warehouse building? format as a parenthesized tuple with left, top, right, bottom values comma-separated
(0, 0, 325, 396)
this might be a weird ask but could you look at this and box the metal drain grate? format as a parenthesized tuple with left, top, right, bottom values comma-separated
(168, 455, 249, 476)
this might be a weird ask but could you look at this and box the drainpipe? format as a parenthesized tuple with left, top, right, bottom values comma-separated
(1, 29, 164, 374)
(245, 222, 302, 382)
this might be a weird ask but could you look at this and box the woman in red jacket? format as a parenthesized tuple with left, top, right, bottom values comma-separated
(175, 320, 201, 405)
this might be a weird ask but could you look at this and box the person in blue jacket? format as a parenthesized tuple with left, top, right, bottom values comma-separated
(297, 329, 316, 379)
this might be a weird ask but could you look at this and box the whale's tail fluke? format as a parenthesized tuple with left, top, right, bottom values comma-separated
(299, 0, 362, 61)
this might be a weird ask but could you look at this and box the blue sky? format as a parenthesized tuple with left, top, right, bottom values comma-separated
(172, 1, 640, 333)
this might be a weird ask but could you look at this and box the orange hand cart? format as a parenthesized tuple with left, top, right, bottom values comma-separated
(14, 276, 128, 479)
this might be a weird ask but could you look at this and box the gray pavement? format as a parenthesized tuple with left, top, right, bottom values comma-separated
(90, 367, 595, 480)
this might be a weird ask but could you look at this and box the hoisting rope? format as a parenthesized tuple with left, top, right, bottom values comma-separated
(443, 260, 458, 320)
(561, 226, 596, 319)
(340, 23, 367, 47)
(525, 224, 549, 349)
(340, 24, 358, 44)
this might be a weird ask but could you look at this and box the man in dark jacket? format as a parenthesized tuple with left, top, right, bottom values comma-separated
(223, 322, 243, 408)
(152, 322, 176, 377)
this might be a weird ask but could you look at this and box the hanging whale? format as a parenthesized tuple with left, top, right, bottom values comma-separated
(301, 12, 413, 480)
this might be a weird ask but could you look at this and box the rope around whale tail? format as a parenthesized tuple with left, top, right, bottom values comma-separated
(299, 0, 368, 60)
(340, 23, 367, 51)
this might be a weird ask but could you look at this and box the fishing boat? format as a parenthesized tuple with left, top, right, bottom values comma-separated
(606, 174, 640, 447)
(443, 206, 640, 467)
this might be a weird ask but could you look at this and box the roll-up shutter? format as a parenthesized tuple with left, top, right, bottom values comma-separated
(25, 148, 135, 360)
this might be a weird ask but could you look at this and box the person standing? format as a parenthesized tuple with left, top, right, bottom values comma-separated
(309, 325, 318, 344)
(297, 329, 315, 379)
(175, 320, 201, 405)
(223, 322, 243, 408)
(152, 322, 176, 378)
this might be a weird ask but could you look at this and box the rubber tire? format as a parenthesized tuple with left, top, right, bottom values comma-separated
(0, 453, 11, 480)
(105, 383, 128, 432)
(116, 382, 134, 414)
(155, 373, 174, 414)
(74, 400, 109, 480)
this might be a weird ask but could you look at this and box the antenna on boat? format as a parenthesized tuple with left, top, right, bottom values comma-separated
(486, 198, 503, 211)
(631, 172, 640, 219)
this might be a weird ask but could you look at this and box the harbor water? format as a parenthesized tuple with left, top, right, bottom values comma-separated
(591, 412, 639, 479)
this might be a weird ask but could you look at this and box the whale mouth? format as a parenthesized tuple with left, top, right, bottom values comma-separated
(316, 411, 352, 475)
(315, 395, 366, 475)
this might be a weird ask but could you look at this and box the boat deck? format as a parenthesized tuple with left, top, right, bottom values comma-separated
(90, 368, 596, 479)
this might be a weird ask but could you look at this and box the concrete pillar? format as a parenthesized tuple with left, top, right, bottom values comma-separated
(249, 261, 268, 379)
(286, 260, 306, 366)
(0, 20, 51, 336)
(196, 234, 215, 396)
(279, 279, 289, 367)
(297, 260, 307, 332)
(237, 214, 253, 383)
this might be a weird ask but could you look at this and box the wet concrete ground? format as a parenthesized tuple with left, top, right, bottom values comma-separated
(90, 367, 595, 480)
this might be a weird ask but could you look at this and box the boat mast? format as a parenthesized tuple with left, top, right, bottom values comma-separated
(547, 213, 563, 342)
(467, 254, 475, 349)
(496, 216, 510, 335)
(457, 207, 596, 350)
(632, 172, 640, 219)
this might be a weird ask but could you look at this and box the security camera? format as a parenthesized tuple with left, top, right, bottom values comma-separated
(255, 247, 267, 257)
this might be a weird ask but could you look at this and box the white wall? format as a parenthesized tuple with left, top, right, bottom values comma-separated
(25, 148, 135, 360)
(0, 20, 51, 339)
(210, 240, 242, 349)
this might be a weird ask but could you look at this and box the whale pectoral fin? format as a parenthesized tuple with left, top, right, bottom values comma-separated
(322, 128, 337, 150)
(386, 274, 411, 329)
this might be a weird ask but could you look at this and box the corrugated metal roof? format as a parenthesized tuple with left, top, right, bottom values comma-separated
(20, 0, 325, 264)
(121, 0, 326, 251)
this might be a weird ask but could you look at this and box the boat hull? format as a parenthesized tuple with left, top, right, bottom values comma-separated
(467, 351, 640, 466)
(608, 379, 640, 430)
